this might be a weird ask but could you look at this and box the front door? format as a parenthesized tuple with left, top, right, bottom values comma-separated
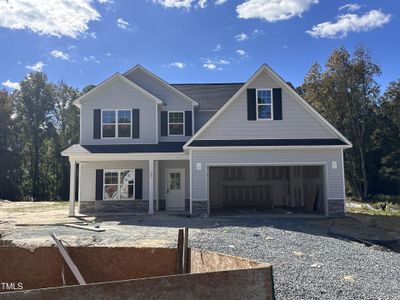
(166, 168, 185, 210)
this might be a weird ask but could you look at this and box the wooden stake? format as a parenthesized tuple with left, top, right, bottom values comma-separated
(176, 229, 184, 274)
(51, 232, 86, 285)
(183, 227, 189, 274)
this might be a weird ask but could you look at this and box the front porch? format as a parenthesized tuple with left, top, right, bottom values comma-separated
(65, 151, 190, 217)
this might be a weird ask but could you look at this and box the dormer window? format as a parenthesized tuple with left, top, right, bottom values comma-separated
(168, 111, 184, 136)
(257, 89, 273, 120)
(102, 109, 132, 138)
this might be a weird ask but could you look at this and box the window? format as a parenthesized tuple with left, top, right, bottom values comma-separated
(104, 170, 135, 200)
(257, 89, 273, 120)
(168, 112, 184, 136)
(102, 109, 132, 138)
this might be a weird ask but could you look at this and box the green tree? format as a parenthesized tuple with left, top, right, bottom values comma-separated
(13, 72, 54, 200)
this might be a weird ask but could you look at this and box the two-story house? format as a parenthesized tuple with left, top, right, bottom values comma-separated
(62, 64, 351, 217)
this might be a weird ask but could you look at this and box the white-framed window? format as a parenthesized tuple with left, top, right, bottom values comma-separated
(104, 169, 135, 200)
(168, 111, 184, 136)
(102, 109, 132, 138)
(256, 89, 273, 120)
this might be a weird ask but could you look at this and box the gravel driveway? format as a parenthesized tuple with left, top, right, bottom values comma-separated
(1, 212, 399, 299)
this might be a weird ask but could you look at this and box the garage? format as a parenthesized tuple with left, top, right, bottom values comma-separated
(209, 165, 325, 214)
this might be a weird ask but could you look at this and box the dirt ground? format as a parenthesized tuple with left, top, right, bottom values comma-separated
(0, 200, 399, 250)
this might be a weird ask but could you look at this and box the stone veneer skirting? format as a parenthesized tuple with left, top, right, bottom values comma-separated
(192, 201, 208, 215)
(79, 200, 149, 214)
(327, 199, 345, 216)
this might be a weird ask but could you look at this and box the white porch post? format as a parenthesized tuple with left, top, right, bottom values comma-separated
(69, 160, 76, 217)
(148, 159, 154, 214)
(155, 160, 159, 211)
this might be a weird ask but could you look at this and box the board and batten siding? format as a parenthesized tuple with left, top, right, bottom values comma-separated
(125, 70, 193, 142)
(195, 71, 336, 140)
(190, 149, 344, 202)
(80, 78, 157, 145)
(79, 161, 149, 202)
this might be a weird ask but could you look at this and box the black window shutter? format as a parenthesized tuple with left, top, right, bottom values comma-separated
(95, 169, 103, 200)
(132, 109, 140, 138)
(273, 88, 282, 120)
(247, 89, 256, 120)
(135, 169, 143, 199)
(185, 111, 192, 136)
(93, 109, 101, 139)
(161, 111, 168, 136)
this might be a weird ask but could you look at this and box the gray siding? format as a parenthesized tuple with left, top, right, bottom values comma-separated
(195, 110, 216, 132)
(190, 149, 344, 204)
(80, 78, 157, 145)
(196, 71, 336, 140)
(125, 69, 193, 142)
(79, 161, 149, 203)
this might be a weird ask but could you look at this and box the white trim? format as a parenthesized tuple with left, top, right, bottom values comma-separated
(103, 169, 135, 201)
(168, 111, 185, 136)
(101, 109, 132, 139)
(155, 103, 159, 143)
(191, 105, 195, 136)
(148, 160, 154, 214)
(69, 160, 76, 217)
(123, 65, 199, 106)
(185, 145, 351, 151)
(256, 89, 273, 121)
(184, 64, 352, 148)
(189, 149, 193, 214)
(73, 73, 163, 107)
(341, 148, 346, 214)
(64, 152, 189, 162)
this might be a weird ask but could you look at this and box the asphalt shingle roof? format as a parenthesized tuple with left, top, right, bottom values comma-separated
(171, 83, 244, 110)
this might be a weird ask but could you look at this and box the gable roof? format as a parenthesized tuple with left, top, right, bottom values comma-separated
(172, 83, 244, 110)
(184, 64, 352, 148)
(123, 65, 199, 106)
(73, 73, 163, 107)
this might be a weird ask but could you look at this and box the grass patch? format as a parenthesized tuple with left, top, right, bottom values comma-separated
(347, 200, 400, 217)
(0, 201, 70, 214)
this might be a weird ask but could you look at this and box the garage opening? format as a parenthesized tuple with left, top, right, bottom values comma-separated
(209, 166, 325, 214)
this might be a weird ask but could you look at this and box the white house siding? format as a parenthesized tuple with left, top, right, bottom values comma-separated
(190, 148, 345, 216)
(157, 160, 190, 211)
(196, 71, 336, 140)
(79, 160, 149, 213)
(125, 69, 193, 142)
(80, 78, 157, 145)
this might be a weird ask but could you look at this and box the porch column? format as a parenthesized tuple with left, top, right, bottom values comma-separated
(155, 160, 159, 211)
(69, 160, 76, 217)
(148, 159, 154, 214)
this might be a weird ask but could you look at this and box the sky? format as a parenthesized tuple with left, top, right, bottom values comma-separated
(1, 0, 399, 92)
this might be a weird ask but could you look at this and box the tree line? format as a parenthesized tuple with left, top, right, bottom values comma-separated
(0, 46, 399, 202)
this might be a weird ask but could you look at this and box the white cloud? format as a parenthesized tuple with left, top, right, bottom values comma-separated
(153, 0, 228, 9)
(117, 18, 130, 30)
(0, 0, 100, 38)
(306, 10, 391, 39)
(51, 50, 70, 61)
(218, 59, 230, 65)
(203, 63, 217, 70)
(97, 0, 114, 4)
(84, 55, 100, 64)
(26, 61, 45, 72)
(169, 62, 186, 69)
(339, 3, 361, 12)
(236, 0, 318, 22)
(213, 44, 222, 51)
(2, 80, 20, 90)
(236, 49, 248, 57)
(235, 33, 248, 41)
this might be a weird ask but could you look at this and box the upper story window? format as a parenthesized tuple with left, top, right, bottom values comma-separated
(168, 112, 184, 136)
(102, 109, 132, 138)
(257, 89, 273, 120)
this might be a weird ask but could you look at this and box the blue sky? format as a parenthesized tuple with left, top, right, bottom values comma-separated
(1, 0, 399, 92)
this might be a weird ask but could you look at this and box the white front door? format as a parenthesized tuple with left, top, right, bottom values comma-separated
(166, 168, 185, 210)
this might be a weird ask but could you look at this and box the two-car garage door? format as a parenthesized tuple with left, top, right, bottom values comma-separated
(209, 165, 325, 214)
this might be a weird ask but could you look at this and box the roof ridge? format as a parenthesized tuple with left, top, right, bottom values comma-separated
(171, 82, 245, 86)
